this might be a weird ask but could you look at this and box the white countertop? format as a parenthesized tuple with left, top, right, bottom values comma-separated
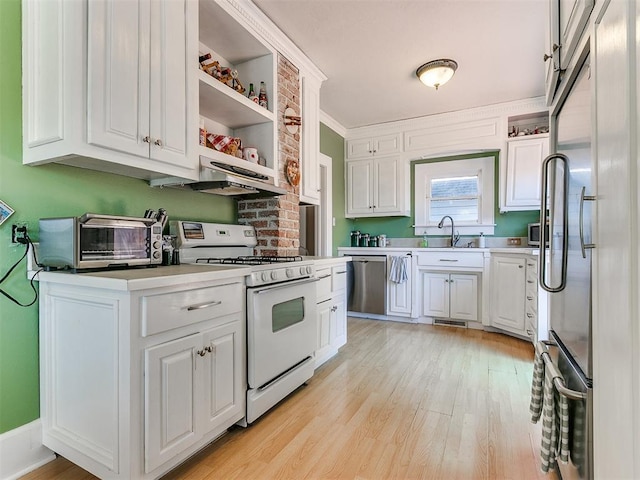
(305, 256, 351, 266)
(337, 246, 539, 255)
(36, 264, 252, 291)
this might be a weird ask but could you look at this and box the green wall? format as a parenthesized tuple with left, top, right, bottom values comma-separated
(0, 0, 236, 434)
(348, 151, 540, 242)
(319, 124, 348, 256)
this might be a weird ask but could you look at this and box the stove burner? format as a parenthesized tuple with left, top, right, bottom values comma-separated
(195, 255, 304, 265)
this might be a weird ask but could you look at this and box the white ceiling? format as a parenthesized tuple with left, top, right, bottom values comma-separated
(253, 0, 548, 130)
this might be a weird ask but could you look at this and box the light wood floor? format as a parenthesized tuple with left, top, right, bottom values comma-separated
(22, 318, 556, 480)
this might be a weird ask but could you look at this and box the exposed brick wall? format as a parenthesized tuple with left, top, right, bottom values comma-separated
(238, 54, 300, 256)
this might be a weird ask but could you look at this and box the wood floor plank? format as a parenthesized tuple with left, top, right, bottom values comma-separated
(20, 318, 557, 480)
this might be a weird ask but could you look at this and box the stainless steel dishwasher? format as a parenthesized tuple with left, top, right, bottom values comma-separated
(347, 255, 387, 315)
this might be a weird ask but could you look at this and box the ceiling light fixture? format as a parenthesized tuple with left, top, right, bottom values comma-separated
(416, 59, 458, 90)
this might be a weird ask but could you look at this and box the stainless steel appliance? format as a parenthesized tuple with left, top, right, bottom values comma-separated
(39, 213, 163, 270)
(152, 158, 287, 198)
(347, 255, 386, 315)
(172, 221, 317, 424)
(527, 221, 549, 247)
(539, 55, 593, 480)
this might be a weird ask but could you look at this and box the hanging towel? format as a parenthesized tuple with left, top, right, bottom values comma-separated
(389, 256, 408, 284)
(530, 347, 570, 473)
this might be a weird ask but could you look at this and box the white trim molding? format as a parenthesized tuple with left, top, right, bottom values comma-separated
(319, 110, 347, 138)
(0, 420, 56, 480)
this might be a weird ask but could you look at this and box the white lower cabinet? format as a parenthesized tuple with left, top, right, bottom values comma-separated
(38, 273, 246, 479)
(489, 253, 542, 340)
(145, 320, 241, 473)
(314, 262, 348, 368)
(386, 253, 413, 317)
(421, 272, 478, 322)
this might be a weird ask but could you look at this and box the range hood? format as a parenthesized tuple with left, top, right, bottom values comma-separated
(151, 158, 287, 198)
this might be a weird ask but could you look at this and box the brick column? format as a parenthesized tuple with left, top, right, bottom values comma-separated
(238, 54, 300, 256)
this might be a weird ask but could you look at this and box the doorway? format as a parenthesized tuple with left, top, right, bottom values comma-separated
(299, 153, 332, 256)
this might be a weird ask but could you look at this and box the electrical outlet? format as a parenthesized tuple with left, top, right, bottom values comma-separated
(11, 224, 28, 244)
(507, 237, 522, 246)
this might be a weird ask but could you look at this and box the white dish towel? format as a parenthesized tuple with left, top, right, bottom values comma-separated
(389, 256, 408, 284)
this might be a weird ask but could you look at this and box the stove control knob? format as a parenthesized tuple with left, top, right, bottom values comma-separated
(271, 271, 278, 281)
(153, 240, 161, 249)
(306, 266, 313, 275)
(153, 251, 161, 260)
(286, 268, 294, 278)
(261, 272, 270, 282)
(300, 266, 306, 275)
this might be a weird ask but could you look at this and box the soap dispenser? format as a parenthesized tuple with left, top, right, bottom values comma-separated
(479, 232, 486, 248)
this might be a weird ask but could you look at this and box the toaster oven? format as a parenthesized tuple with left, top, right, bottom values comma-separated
(39, 214, 163, 270)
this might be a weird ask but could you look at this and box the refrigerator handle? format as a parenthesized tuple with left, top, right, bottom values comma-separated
(536, 341, 587, 401)
(539, 153, 569, 293)
(579, 186, 596, 258)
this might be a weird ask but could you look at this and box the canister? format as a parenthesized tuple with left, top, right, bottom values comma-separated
(378, 234, 387, 247)
(359, 233, 370, 247)
(350, 230, 361, 247)
(369, 236, 378, 247)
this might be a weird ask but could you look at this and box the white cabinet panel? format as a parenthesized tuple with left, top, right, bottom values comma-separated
(449, 274, 478, 321)
(387, 253, 413, 317)
(422, 272, 450, 318)
(502, 135, 549, 211)
(346, 159, 374, 216)
(300, 75, 321, 204)
(145, 334, 200, 473)
(346, 133, 401, 159)
(201, 321, 244, 431)
(490, 255, 526, 333)
(374, 157, 401, 214)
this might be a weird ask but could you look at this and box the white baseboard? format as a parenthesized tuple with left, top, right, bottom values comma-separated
(0, 420, 56, 480)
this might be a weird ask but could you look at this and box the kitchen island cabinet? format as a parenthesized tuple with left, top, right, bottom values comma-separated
(37, 265, 249, 479)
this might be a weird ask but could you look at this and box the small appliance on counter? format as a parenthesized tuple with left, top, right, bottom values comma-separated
(39, 213, 163, 271)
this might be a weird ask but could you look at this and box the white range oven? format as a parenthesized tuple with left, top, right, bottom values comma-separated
(172, 221, 317, 424)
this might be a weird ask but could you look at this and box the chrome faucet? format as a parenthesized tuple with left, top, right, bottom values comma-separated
(437, 215, 460, 247)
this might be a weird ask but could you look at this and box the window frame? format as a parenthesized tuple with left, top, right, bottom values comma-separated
(413, 155, 495, 236)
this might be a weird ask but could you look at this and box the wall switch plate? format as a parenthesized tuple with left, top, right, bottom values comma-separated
(507, 238, 522, 246)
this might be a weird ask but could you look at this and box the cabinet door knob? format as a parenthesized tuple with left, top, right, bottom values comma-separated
(142, 136, 151, 143)
(154, 139, 163, 147)
(519, 265, 524, 268)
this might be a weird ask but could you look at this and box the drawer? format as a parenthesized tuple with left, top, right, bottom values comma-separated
(142, 282, 242, 337)
(332, 265, 347, 292)
(316, 267, 332, 302)
(417, 251, 484, 269)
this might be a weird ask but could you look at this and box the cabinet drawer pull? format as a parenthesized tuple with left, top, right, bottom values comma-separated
(335, 271, 347, 275)
(527, 280, 535, 284)
(519, 265, 524, 268)
(187, 300, 222, 311)
(527, 329, 534, 336)
(526, 313, 534, 318)
(439, 259, 459, 262)
(527, 296, 534, 300)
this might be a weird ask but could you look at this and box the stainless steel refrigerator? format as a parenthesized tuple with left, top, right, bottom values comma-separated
(539, 54, 593, 480)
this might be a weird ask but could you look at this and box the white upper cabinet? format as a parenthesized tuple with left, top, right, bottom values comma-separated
(88, 0, 191, 167)
(502, 134, 549, 211)
(22, 0, 197, 181)
(299, 74, 321, 205)
(545, 0, 594, 103)
(345, 156, 409, 217)
(346, 133, 402, 159)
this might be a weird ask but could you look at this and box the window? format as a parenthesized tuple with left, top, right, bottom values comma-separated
(430, 175, 479, 222)
(414, 155, 495, 236)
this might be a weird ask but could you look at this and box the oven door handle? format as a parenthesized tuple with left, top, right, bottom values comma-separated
(252, 277, 318, 294)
